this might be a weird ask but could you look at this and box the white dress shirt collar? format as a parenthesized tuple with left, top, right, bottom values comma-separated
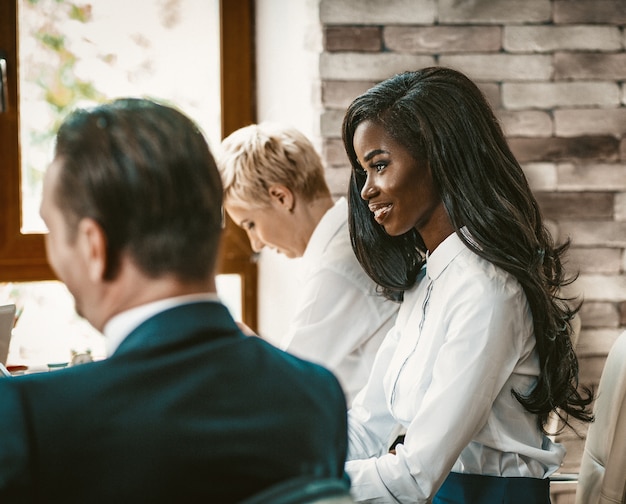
(426, 231, 467, 281)
(301, 197, 347, 267)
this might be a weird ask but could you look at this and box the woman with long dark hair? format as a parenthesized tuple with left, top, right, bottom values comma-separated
(343, 66, 593, 503)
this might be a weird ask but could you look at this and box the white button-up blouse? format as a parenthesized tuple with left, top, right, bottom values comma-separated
(280, 198, 399, 406)
(346, 232, 565, 503)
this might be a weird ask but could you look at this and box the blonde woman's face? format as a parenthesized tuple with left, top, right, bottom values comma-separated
(225, 199, 304, 258)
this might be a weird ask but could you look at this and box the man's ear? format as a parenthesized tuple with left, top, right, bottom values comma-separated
(77, 218, 107, 282)
(268, 184, 295, 212)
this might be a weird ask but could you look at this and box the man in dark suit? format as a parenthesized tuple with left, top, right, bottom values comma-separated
(0, 99, 348, 503)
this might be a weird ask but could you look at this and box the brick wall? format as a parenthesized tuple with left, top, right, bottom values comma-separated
(316, 0, 626, 488)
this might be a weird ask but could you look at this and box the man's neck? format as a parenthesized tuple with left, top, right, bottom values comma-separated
(87, 261, 216, 333)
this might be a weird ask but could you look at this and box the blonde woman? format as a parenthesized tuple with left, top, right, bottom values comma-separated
(218, 123, 399, 405)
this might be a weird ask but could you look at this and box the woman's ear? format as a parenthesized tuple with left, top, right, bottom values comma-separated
(268, 184, 295, 212)
(77, 217, 108, 282)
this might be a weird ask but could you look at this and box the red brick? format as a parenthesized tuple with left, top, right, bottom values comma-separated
(555, 109, 626, 138)
(477, 83, 501, 110)
(576, 328, 621, 358)
(323, 137, 348, 167)
(324, 166, 351, 197)
(324, 26, 382, 52)
(439, 0, 551, 23)
(498, 111, 553, 138)
(616, 193, 626, 221)
(555, 53, 626, 80)
(557, 163, 626, 191)
(322, 80, 377, 109)
(554, 0, 626, 24)
(566, 247, 623, 274)
(505, 25, 622, 52)
(535, 192, 614, 220)
(558, 221, 626, 248)
(574, 274, 626, 302)
(440, 54, 552, 81)
(619, 302, 626, 325)
(503, 82, 619, 110)
(320, 0, 436, 25)
(320, 52, 435, 80)
(508, 136, 620, 163)
(321, 109, 344, 139)
(384, 26, 501, 54)
(579, 301, 620, 328)
(522, 163, 558, 190)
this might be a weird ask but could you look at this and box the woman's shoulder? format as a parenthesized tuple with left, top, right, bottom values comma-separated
(442, 246, 526, 303)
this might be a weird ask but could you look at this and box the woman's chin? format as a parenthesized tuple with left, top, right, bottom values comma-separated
(380, 221, 409, 237)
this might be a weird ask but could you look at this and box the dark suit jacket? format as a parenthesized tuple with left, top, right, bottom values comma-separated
(0, 301, 348, 503)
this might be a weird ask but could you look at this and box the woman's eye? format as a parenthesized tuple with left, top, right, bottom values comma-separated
(245, 222, 255, 231)
(373, 162, 387, 173)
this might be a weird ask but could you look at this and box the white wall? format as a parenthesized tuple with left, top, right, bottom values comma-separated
(254, 0, 322, 343)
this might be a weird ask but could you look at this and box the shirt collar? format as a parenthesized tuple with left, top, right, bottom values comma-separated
(426, 231, 467, 281)
(103, 292, 221, 357)
(301, 197, 347, 265)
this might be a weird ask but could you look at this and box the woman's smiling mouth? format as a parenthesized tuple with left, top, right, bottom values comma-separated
(369, 203, 392, 223)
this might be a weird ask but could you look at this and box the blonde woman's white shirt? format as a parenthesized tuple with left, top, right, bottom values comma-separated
(280, 197, 399, 406)
(346, 232, 565, 503)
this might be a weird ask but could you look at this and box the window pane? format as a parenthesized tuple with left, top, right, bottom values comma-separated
(19, 0, 221, 232)
(10, 0, 235, 370)
(2, 281, 105, 370)
(2, 275, 241, 370)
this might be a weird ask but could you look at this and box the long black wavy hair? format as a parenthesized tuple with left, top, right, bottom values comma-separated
(342, 66, 593, 432)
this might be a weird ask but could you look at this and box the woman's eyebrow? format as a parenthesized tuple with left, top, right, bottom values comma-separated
(364, 149, 388, 162)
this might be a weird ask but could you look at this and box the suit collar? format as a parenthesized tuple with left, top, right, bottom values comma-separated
(104, 294, 221, 356)
(112, 301, 239, 357)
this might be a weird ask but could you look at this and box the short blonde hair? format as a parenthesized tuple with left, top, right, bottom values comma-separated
(218, 122, 330, 207)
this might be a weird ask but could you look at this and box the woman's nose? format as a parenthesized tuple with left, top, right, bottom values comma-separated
(360, 178, 377, 200)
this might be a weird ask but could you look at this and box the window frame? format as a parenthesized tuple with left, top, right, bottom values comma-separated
(0, 0, 258, 328)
